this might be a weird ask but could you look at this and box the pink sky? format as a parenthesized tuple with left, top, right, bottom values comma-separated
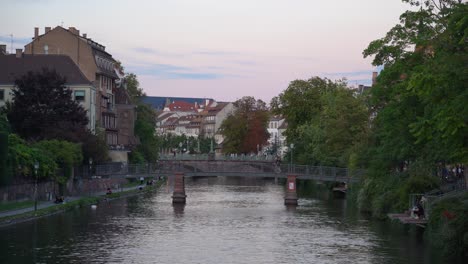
(1, 0, 409, 102)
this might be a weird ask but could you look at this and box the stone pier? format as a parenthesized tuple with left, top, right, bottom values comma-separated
(284, 174, 298, 205)
(172, 172, 186, 204)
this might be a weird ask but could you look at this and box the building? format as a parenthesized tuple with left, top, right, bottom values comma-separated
(23, 26, 120, 146)
(200, 102, 235, 143)
(142, 96, 213, 111)
(266, 116, 287, 157)
(0, 51, 96, 132)
(154, 99, 235, 143)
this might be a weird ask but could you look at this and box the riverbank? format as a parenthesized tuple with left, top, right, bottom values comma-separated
(343, 175, 467, 262)
(0, 179, 165, 228)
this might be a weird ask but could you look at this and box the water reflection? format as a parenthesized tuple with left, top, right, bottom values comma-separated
(173, 203, 185, 216)
(0, 176, 446, 264)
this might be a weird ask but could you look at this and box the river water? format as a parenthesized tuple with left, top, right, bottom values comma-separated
(0, 177, 443, 264)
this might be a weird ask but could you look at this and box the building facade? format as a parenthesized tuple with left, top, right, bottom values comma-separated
(0, 52, 96, 132)
(24, 26, 120, 145)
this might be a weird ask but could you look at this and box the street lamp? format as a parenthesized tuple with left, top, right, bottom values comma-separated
(89, 158, 93, 178)
(33, 161, 39, 211)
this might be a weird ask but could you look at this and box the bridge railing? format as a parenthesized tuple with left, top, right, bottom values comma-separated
(159, 154, 275, 161)
(93, 161, 364, 182)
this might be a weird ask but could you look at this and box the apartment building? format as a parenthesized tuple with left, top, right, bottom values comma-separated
(24, 26, 120, 145)
(0, 51, 96, 132)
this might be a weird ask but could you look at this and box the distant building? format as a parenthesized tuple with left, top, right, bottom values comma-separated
(200, 102, 235, 143)
(355, 71, 378, 95)
(266, 116, 287, 157)
(0, 52, 96, 132)
(142, 96, 214, 111)
(154, 99, 235, 142)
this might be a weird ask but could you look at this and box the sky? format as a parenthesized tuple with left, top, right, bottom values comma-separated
(0, 0, 409, 103)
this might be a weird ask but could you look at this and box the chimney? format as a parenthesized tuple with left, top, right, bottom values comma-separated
(83, 33, 87, 38)
(34, 27, 39, 39)
(16, 49, 22, 58)
(0, 44, 6, 55)
(372, 71, 378, 86)
(68, 27, 79, 35)
(45, 27, 51, 33)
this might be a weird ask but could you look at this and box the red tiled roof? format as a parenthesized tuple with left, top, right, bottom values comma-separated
(167, 101, 196, 112)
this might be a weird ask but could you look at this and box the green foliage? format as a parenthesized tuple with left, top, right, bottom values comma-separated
(351, 2, 467, 235)
(128, 149, 146, 164)
(426, 193, 468, 262)
(81, 129, 109, 164)
(125, 73, 146, 103)
(134, 104, 159, 163)
(6, 68, 89, 142)
(0, 132, 10, 186)
(7, 134, 57, 180)
(220, 96, 269, 154)
(363, 1, 468, 167)
(33, 140, 82, 183)
(271, 77, 369, 166)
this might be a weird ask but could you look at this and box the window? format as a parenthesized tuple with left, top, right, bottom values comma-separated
(0, 89, 4, 101)
(74, 90, 85, 101)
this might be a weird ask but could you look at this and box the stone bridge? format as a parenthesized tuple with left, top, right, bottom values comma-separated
(94, 160, 364, 205)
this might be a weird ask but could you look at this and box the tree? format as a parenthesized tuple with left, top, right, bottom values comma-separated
(220, 96, 270, 154)
(271, 77, 368, 166)
(130, 104, 159, 163)
(125, 73, 146, 103)
(6, 68, 89, 142)
(34, 140, 82, 194)
(363, 0, 468, 169)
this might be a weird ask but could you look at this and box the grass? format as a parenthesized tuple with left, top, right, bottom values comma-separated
(0, 200, 35, 213)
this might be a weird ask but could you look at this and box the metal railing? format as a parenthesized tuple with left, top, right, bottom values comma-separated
(159, 154, 276, 161)
(90, 161, 364, 183)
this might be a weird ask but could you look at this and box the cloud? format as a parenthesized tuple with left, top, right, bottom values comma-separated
(0, 35, 31, 45)
(230, 60, 256, 66)
(132, 47, 184, 57)
(322, 70, 373, 77)
(127, 63, 223, 80)
(193, 50, 241, 56)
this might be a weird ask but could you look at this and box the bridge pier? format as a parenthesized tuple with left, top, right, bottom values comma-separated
(172, 172, 186, 204)
(284, 174, 298, 205)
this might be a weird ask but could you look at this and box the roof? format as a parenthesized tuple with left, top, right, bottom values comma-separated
(141, 96, 213, 110)
(0, 54, 92, 85)
(278, 121, 288, 129)
(269, 115, 283, 121)
(157, 112, 174, 122)
(167, 101, 197, 112)
(203, 102, 230, 115)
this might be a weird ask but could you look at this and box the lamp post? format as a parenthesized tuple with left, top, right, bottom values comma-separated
(88, 158, 93, 178)
(290, 143, 294, 173)
(179, 142, 183, 158)
(33, 161, 39, 211)
(210, 138, 214, 153)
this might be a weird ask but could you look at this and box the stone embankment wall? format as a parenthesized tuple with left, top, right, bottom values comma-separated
(0, 178, 128, 202)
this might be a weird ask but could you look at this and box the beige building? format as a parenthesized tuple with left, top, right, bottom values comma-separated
(24, 26, 119, 145)
(0, 51, 96, 132)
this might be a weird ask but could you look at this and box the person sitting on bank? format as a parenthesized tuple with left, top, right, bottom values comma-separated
(413, 200, 425, 219)
(106, 188, 112, 195)
(54, 195, 64, 204)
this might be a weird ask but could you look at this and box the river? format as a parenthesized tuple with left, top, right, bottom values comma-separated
(0, 177, 443, 264)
